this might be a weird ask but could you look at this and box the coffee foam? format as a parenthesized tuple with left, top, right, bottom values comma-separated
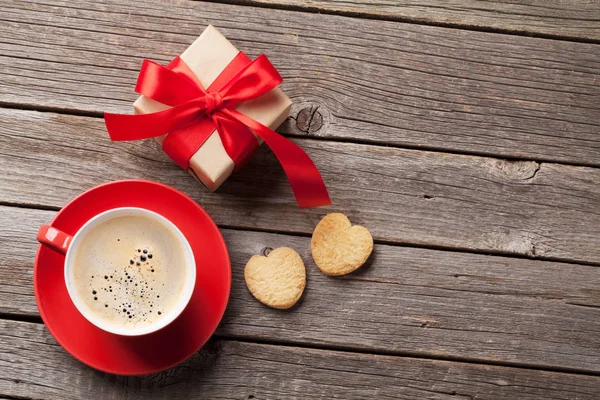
(71, 215, 189, 332)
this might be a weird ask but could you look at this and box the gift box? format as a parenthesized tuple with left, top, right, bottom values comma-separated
(133, 25, 292, 191)
(105, 25, 330, 208)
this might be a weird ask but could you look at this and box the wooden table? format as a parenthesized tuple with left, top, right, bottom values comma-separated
(1, 1, 600, 398)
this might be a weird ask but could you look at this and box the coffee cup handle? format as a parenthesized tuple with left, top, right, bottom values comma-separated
(37, 225, 73, 255)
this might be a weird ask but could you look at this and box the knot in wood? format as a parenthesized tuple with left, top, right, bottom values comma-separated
(296, 106, 323, 134)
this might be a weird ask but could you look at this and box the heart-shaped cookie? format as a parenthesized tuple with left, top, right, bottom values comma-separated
(311, 213, 373, 276)
(244, 247, 306, 309)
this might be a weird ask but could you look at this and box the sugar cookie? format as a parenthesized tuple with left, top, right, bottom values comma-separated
(311, 213, 373, 276)
(244, 247, 306, 309)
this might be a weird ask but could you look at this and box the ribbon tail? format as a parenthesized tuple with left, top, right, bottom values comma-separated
(105, 111, 174, 141)
(105, 102, 203, 141)
(224, 109, 331, 208)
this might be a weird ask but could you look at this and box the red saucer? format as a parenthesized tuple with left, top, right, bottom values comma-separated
(34, 180, 230, 375)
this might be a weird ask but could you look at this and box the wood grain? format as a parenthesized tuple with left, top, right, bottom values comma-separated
(4, 205, 600, 372)
(225, 0, 600, 41)
(1, 320, 599, 399)
(2, 109, 600, 264)
(1, 0, 600, 166)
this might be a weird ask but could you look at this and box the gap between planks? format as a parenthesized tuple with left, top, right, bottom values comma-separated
(222, 336, 600, 378)
(3, 197, 600, 269)
(195, 0, 600, 44)
(1, 101, 599, 171)
(220, 224, 600, 269)
(1, 311, 600, 379)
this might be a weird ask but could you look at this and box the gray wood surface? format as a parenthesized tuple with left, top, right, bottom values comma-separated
(2, 0, 600, 166)
(225, 0, 600, 41)
(1, 319, 599, 400)
(2, 109, 600, 265)
(4, 205, 600, 372)
(2, 0, 600, 396)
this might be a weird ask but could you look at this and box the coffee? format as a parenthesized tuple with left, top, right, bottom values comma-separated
(71, 214, 190, 332)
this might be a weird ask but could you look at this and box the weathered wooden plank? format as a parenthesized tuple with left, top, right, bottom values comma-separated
(1, 109, 600, 264)
(228, 0, 600, 42)
(1, 320, 599, 399)
(3, 205, 600, 372)
(1, 0, 600, 166)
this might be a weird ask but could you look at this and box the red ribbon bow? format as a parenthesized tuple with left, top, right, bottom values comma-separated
(104, 53, 331, 208)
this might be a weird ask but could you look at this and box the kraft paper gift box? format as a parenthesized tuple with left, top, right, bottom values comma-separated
(133, 25, 293, 191)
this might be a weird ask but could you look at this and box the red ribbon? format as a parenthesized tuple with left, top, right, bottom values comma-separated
(105, 53, 331, 208)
